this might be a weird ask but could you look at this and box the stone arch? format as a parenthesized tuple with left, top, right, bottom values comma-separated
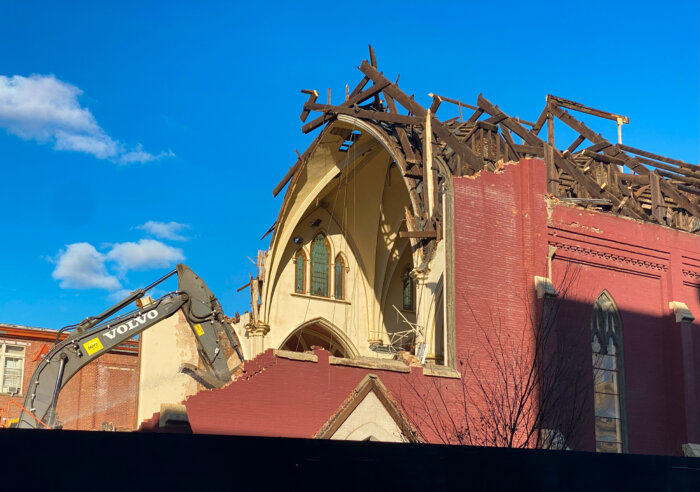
(280, 317, 359, 358)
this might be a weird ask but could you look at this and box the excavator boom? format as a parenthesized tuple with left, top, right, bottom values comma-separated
(16, 264, 242, 429)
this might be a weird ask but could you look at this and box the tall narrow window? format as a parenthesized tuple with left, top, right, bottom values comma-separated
(294, 250, 306, 294)
(402, 267, 414, 311)
(334, 255, 345, 299)
(592, 292, 626, 453)
(310, 234, 329, 296)
(1, 344, 25, 394)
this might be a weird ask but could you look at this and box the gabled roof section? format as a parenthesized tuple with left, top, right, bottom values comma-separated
(273, 46, 700, 235)
(314, 373, 419, 442)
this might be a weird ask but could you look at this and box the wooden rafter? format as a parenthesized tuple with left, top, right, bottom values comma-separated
(273, 48, 700, 235)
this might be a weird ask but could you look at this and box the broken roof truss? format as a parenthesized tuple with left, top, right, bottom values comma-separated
(274, 46, 700, 237)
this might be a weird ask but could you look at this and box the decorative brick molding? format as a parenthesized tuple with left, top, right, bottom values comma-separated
(682, 269, 700, 282)
(550, 241, 667, 272)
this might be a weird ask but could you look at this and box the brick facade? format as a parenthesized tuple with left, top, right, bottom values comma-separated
(143, 157, 700, 456)
(0, 324, 139, 430)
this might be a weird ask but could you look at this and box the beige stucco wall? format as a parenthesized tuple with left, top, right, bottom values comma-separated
(256, 119, 446, 363)
(136, 311, 200, 424)
(330, 391, 404, 442)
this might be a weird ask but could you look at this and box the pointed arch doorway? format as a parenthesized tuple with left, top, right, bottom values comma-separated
(280, 319, 357, 358)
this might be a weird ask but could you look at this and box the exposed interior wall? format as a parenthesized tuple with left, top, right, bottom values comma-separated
(259, 119, 445, 362)
(136, 311, 200, 424)
(330, 391, 404, 442)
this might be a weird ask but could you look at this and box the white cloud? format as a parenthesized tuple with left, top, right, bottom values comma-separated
(51, 243, 121, 290)
(0, 74, 173, 163)
(136, 220, 190, 241)
(119, 145, 174, 165)
(106, 239, 185, 272)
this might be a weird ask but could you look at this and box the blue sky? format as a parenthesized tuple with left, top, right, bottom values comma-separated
(0, 1, 698, 329)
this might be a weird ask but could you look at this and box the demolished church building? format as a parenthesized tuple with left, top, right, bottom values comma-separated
(140, 50, 700, 456)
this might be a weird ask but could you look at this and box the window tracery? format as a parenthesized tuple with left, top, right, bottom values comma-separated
(334, 255, 345, 300)
(591, 292, 626, 453)
(294, 250, 306, 294)
(310, 233, 330, 297)
(402, 267, 414, 311)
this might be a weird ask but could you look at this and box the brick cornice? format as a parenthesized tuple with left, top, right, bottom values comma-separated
(550, 240, 667, 274)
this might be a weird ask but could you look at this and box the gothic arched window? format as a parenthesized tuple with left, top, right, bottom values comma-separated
(402, 267, 414, 311)
(591, 292, 626, 453)
(294, 250, 306, 294)
(310, 234, 330, 296)
(334, 255, 345, 300)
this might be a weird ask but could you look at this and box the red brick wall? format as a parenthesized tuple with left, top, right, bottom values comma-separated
(451, 157, 700, 455)
(0, 329, 139, 430)
(548, 202, 700, 455)
(143, 157, 700, 456)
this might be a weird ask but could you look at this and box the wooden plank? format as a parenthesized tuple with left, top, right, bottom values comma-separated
(547, 95, 629, 124)
(403, 171, 423, 179)
(273, 160, 302, 197)
(658, 179, 700, 219)
(498, 124, 520, 160)
(477, 94, 540, 146)
(428, 94, 442, 114)
(303, 103, 422, 126)
(358, 61, 484, 172)
(565, 135, 586, 154)
(551, 151, 647, 219)
(636, 155, 700, 180)
(272, 136, 320, 196)
(259, 221, 276, 241)
(513, 144, 544, 156)
(467, 108, 484, 123)
(369, 44, 377, 67)
(385, 94, 417, 164)
(399, 231, 438, 239)
(428, 94, 479, 111)
(550, 105, 603, 146)
(618, 144, 700, 171)
(530, 106, 549, 136)
(299, 90, 319, 122)
(349, 76, 370, 98)
(301, 80, 391, 133)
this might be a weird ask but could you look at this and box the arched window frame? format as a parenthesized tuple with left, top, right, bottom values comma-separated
(310, 233, 331, 297)
(334, 254, 347, 300)
(591, 291, 627, 454)
(402, 266, 415, 311)
(293, 249, 307, 294)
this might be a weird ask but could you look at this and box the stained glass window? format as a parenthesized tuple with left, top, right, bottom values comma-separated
(311, 234, 329, 296)
(402, 267, 414, 310)
(334, 256, 344, 299)
(592, 292, 625, 453)
(294, 250, 305, 293)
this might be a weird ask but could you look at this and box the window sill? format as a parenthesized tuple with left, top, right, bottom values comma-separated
(291, 292, 351, 305)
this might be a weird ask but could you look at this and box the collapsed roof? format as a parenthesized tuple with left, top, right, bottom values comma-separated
(273, 46, 700, 237)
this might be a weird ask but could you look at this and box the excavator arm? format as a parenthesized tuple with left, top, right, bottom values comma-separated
(16, 264, 243, 429)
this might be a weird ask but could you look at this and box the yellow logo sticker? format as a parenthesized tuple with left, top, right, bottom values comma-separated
(83, 337, 104, 355)
(194, 324, 204, 336)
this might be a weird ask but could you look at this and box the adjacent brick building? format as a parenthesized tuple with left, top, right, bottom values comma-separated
(0, 323, 139, 430)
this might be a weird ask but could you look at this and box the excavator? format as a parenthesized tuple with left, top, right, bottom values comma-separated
(14, 264, 243, 429)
